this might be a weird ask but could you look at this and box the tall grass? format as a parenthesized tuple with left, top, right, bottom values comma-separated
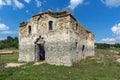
(0, 49, 120, 80)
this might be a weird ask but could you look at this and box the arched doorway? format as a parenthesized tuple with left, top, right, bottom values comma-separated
(35, 36, 45, 61)
(36, 43, 45, 60)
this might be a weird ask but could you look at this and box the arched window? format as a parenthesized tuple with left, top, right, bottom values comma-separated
(28, 26, 31, 35)
(49, 21, 53, 30)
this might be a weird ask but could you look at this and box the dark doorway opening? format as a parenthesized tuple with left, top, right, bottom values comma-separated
(82, 45, 85, 52)
(37, 44, 45, 61)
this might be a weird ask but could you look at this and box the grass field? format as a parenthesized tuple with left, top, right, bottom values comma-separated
(0, 48, 120, 80)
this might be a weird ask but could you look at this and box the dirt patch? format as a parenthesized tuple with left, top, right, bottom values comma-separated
(5, 62, 45, 68)
(116, 59, 120, 63)
(5, 63, 26, 68)
(113, 55, 120, 59)
(0, 50, 13, 54)
(34, 61, 45, 65)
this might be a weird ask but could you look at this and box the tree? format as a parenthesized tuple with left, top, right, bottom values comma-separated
(114, 43, 120, 48)
(0, 36, 18, 49)
(95, 43, 110, 49)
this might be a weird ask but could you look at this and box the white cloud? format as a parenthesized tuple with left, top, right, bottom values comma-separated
(0, 23, 17, 35)
(13, 0, 24, 9)
(0, 23, 9, 30)
(101, 0, 120, 7)
(35, 0, 41, 8)
(0, 0, 42, 9)
(0, 37, 6, 40)
(68, 0, 84, 10)
(0, 0, 12, 7)
(98, 22, 120, 44)
(0, 0, 6, 7)
(111, 23, 120, 35)
(24, 0, 31, 3)
(5, 0, 12, 5)
(0, 0, 24, 9)
(0, 30, 18, 34)
(99, 38, 116, 44)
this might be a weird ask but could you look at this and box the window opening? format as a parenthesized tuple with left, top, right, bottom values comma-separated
(76, 23, 78, 31)
(28, 26, 31, 35)
(49, 21, 53, 30)
(82, 45, 85, 52)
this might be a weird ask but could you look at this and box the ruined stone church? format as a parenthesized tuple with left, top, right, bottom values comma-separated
(19, 10, 94, 66)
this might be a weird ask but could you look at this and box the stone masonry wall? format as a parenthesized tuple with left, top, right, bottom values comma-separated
(43, 15, 72, 66)
(68, 16, 94, 63)
(19, 14, 73, 66)
(19, 11, 94, 66)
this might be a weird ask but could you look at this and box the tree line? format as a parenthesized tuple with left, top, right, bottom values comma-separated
(95, 43, 120, 49)
(0, 36, 18, 49)
(0, 36, 120, 49)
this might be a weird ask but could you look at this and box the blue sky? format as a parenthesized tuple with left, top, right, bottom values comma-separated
(0, 0, 120, 44)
